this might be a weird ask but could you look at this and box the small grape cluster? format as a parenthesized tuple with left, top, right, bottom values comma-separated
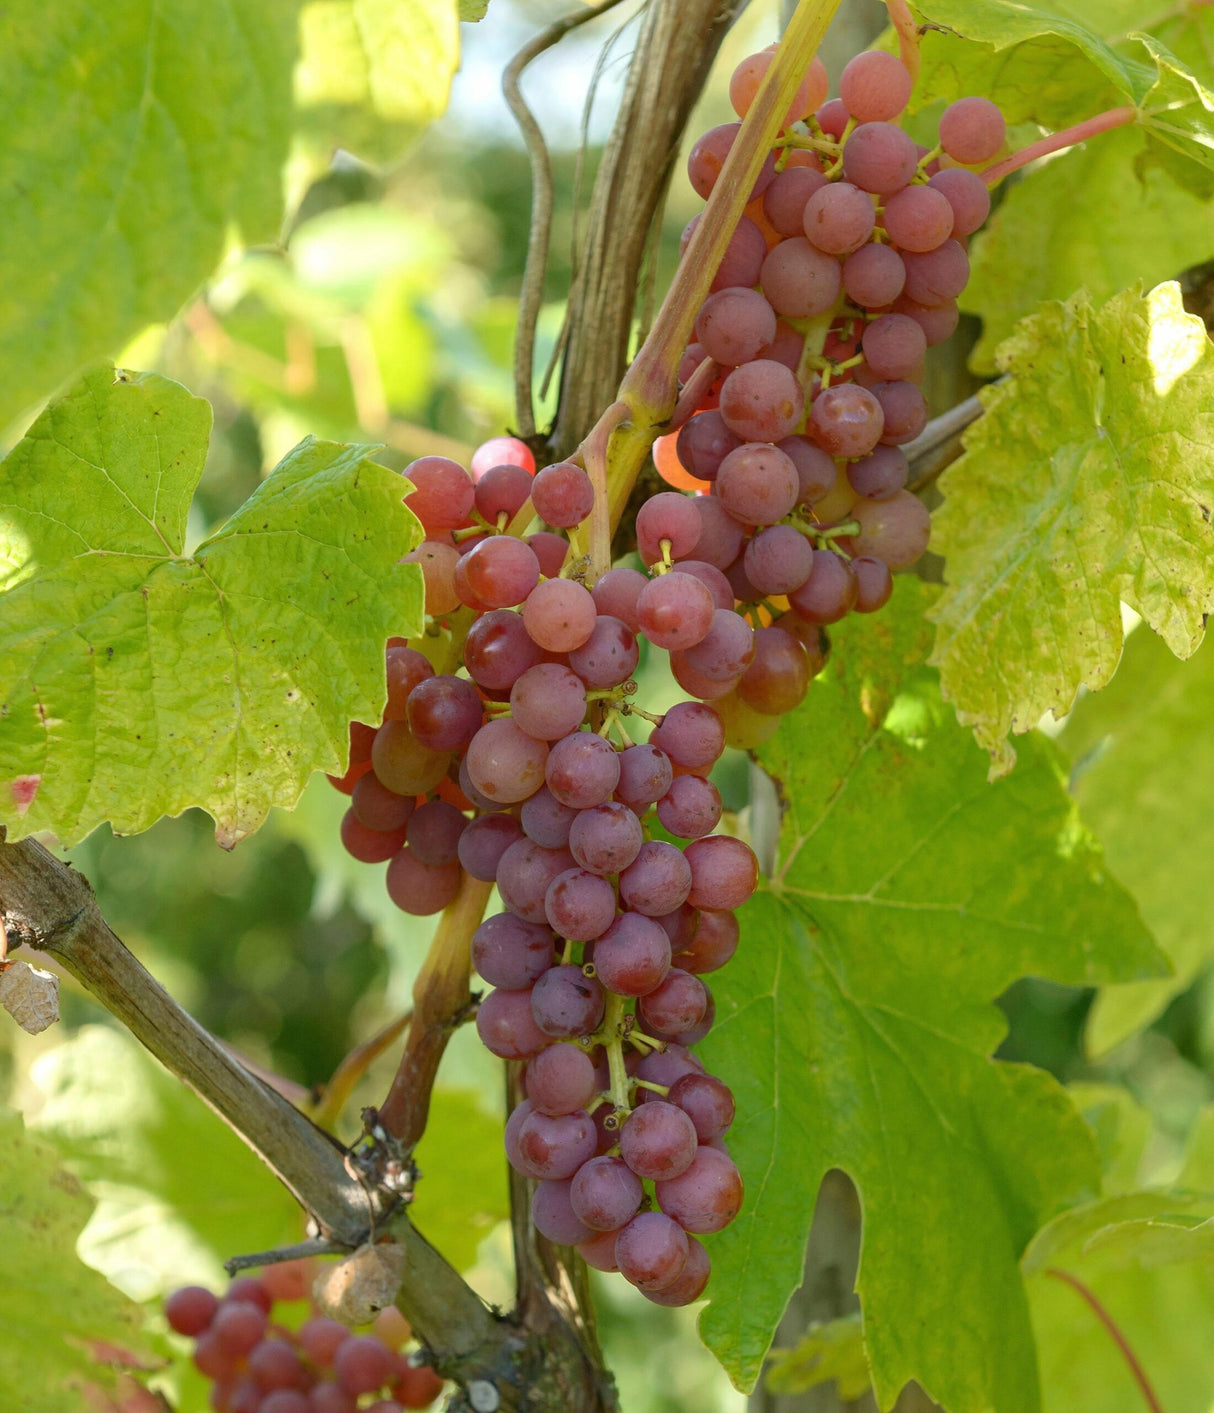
(325, 39, 1003, 1312)
(654, 44, 1005, 703)
(164, 1266, 443, 1413)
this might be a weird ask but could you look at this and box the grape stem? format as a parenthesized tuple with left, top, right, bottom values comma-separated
(601, 992, 632, 1110)
(981, 105, 1137, 185)
(884, 0, 922, 82)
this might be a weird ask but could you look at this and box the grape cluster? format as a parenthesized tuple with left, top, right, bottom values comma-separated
(652, 46, 1005, 743)
(324, 40, 1001, 1310)
(165, 1264, 443, 1412)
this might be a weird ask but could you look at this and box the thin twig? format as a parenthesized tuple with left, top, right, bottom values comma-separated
(1046, 1268, 1165, 1413)
(503, 0, 630, 439)
(313, 1009, 413, 1132)
(224, 1238, 345, 1275)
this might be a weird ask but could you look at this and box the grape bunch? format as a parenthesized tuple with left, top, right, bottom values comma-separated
(164, 1263, 443, 1412)
(324, 40, 1002, 1309)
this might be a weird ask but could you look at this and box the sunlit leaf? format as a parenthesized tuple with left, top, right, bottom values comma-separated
(0, 366, 424, 846)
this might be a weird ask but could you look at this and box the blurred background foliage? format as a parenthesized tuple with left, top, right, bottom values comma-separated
(4, 1, 1214, 1410)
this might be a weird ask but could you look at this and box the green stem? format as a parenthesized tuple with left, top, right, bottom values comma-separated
(602, 993, 631, 1110)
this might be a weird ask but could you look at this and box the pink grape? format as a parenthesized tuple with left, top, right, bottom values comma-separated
(939, 96, 1006, 164)
(718, 359, 805, 442)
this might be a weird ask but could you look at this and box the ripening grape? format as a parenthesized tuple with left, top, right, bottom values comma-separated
(841, 122, 920, 195)
(403, 457, 474, 531)
(849, 489, 932, 568)
(718, 359, 805, 442)
(716, 442, 800, 526)
(838, 50, 913, 122)
(760, 238, 843, 318)
(882, 184, 955, 253)
(532, 462, 595, 527)
(802, 181, 876, 255)
(939, 95, 1006, 164)
(694, 287, 778, 366)
(476, 463, 533, 523)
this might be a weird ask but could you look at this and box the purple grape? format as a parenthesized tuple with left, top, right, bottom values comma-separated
(716, 442, 800, 527)
(650, 701, 724, 773)
(685, 835, 759, 910)
(669, 1073, 736, 1141)
(591, 567, 646, 632)
(655, 1146, 744, 1233)
(465, 719, 548, 804)
(520, 786, 579, 849)
(615, 1212, 689, 1291)
(590, 911, 672, 996)
(567, 615, 639, 689)
(657, 775, 722, 840)
(458, 812, 524, 882)
(545, 868, 618, 942)
(496, 839, 576, 923)
(546, 731, 621, 809)
(568, 801, 645, 875)
(405, 798, 466, 866)
(525, 1043, 598, 1116)
(619, 1101, 699, 1180)
(477, 988, 549, 1059)
(636, 572, 715, 651)
(619, 841, 693, 917)
(615, 744, 674, 811)
(532, 462, 595, 528)
(464, 609, 544, 691)
(510, 662, 588, 740)
(471, 912, 555, 990)
(570, 1155, 644, 1231)
(641, 1234, 711, 1306)
(531, 964, 606, 1037)
(744, 524, 814, 596)
(532, 1178, 596, 1245)
(515, 1108, 598, 1179)
(638, 969, 708, 1039)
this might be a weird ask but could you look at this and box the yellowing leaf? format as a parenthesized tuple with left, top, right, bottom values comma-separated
(928, 283, 1214, 774)
(0, 366, 424, 846)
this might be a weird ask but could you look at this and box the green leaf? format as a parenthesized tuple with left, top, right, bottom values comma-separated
(0, 366, 425, 846)
(459, 0, 490, 18)
(963, 128, 1214, 374)
(411, 1087, 508, 1272)
(1024, 1185, 1214, 1412)
(696, 579, 1163, 1408)
(0, 1105, 154, 1408)
(296, 0, 460, 163)
(908, 0, 1141, 128)
(928, 282, 1214, 774)
(26, 1025, 300, 1299)
(908, 0, 1214, 191)
(0, 0, 297, 429)
(766, 1314, 870, 1399)
(1060, 628, 1214, 1053)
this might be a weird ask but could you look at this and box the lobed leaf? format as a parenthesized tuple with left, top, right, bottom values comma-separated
(696, 579, 1163, 1408)
(928, 282, 1214, 774)
(0, 366, 425, 846)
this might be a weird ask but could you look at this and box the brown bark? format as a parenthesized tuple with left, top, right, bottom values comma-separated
(548, 0, 748, 460)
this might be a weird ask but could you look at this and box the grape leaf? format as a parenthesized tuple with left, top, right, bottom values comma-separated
(1059, 628, 1214, 1054)
(26, 1024, 301, 1299)
(696, 579, 1164, 1408)
(928, 282, 1214, 775)
(0, 1105, 154, 1409)
(963, 127, 1214, 374)
(459, 0, 491, 18)
(0, 366, 425, 847)
(0, 0, 297, 429)
(296, 0, 460, 163)
(907, 0, 1214, 192)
